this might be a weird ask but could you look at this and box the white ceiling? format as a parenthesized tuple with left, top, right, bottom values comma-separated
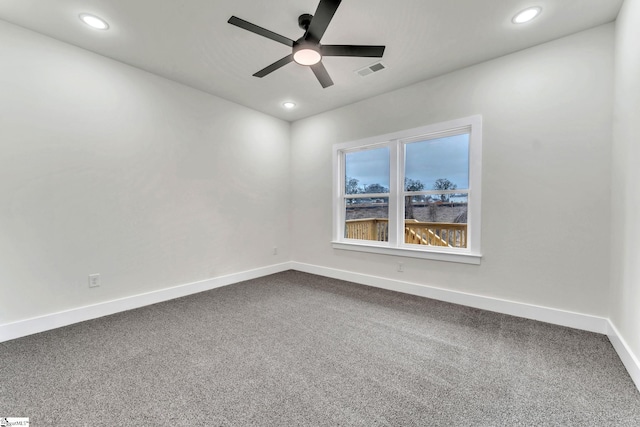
(0, 0, 623, 121)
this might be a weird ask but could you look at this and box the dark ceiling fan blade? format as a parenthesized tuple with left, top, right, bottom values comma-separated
(321, 45, 386, 57)
(253, 54, 294, 78)
(228, 16, 294, 47)
(310, 62, 334, 88)
(305, 0, 342, 42)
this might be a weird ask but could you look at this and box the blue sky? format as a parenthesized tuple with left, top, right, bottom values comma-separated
(345, 134, 469, 191)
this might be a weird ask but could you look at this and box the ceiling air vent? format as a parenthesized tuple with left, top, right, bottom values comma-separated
(356, 62, 386, 77)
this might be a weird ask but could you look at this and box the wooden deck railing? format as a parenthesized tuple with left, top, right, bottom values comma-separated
(345, 218, 467, 248)
(404, 220, 467, 248)
(344, 218, 389, 241)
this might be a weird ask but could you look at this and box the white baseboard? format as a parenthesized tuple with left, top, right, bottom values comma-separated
(290, 262, 609, 334)
(1, 262, 607, 342)
(607, 321, 640, 392)
(292, 262, 639, 392)
(3, 261, 637, 393)
(0, 262, 292, 343)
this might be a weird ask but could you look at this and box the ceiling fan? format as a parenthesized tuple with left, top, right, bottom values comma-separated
(228, 0, 385, 88)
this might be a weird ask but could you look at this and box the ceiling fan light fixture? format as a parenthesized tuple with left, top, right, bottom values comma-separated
(293, 44, 322, 66)
(79, 13, 109, 30)
(512, 7, 542, 24)
(228, 0, 386, 88)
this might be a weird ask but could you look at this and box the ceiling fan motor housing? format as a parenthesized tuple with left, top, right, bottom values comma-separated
(298, 13, 313, 31)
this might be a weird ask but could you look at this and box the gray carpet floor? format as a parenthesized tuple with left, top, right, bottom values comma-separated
(1, 271, 639, 426)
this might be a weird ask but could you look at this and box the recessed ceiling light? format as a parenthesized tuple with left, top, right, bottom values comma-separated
(512, 7, 542, 24)
(79, 13, 109, 30)
(283, 102, 296, 109)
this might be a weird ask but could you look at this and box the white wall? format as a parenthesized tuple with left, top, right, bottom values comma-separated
(291, 24, 614, 317)
(611, 0, 640, 368)
(0, 16, 621, 340)
(0, 21, 290, 325)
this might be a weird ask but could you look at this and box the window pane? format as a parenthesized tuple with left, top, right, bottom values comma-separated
(345, 147, 389, 195)
(405, 134, 469, 191)
(345, 197, 389, 241)
(404, 195, 468, 248)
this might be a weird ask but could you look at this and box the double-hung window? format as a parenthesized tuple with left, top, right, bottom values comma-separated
(332, 115, 482, 264)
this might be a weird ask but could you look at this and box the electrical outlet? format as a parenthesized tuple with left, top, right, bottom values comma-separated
(273, 247, 278, 255)
(88, 273, 100, 288)
(397, 262, 404, 272)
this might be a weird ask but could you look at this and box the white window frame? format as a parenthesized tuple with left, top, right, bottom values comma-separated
(332, 115, 482, 265)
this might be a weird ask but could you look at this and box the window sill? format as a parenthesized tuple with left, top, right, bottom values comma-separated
(331, 241, 482, 265)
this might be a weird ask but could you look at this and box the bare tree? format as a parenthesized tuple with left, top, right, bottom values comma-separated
(346, 177, 360, 195)
(433, 178, 457, 202)
(364, 183, 388, 194)
(404, 178, 424, 219)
